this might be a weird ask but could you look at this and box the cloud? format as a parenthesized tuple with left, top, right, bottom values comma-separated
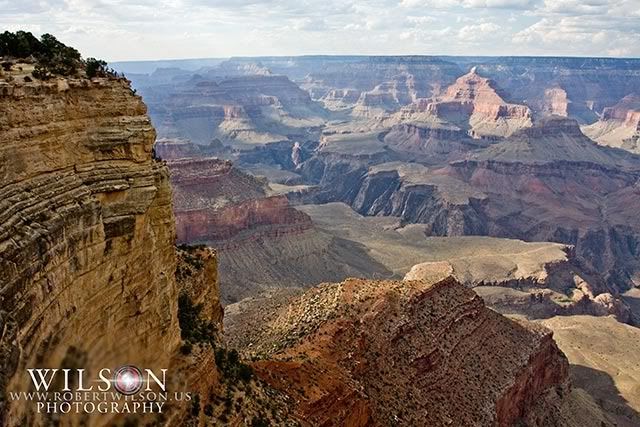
(458, 22, 502, 41)
(290, 17, 328, 31)
(406, 15, 438, 25)
(513, 15, 640, 56)
(463, 0, 537, 9)
(0, 0, 637, 59)
(400, 0, 538, 9)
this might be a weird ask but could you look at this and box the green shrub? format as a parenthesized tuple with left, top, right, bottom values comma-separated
(177, 293, 217, 344)
(1, 30, 115, 80)
(86, 57, 108, 78)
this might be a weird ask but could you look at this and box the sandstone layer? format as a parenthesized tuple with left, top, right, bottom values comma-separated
(299, 117, 640, 299)
(425, 67, 533, 138)
(0, 75, 182, 425)
(164, 156, 391, 303)
(0, 71, 297, 427)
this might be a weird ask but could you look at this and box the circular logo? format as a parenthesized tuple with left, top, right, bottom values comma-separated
(113, 365, 143, 395)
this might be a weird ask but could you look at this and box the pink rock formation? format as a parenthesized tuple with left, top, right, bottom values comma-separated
(175, 195, 312, 244)
(426, 67, 532, 137)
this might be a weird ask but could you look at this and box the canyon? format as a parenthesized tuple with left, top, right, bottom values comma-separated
(1, 49, 639, 426)
(115, 55, 640, 425)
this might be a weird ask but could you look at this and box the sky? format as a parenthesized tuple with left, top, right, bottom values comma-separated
(1, 0, 639, 61)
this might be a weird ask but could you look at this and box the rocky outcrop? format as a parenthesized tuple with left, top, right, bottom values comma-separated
(0, 69, 296, 427)
(175, 195, 313, 244)
(165, 157, 311, 245)
(320, 88, 361, 110)
(426, 67, 533, 138)
(381, 122, 485, 160)
(405, 259, 631, 323)
(301, 117, 640, 295)
(154, 138, 227, 160)
(165, 156, 357, 303)
(0, 76, 183, 425)
(472, 57, 640, 123)
(351, 73, 419, 118)
(167, 157, 267, 211)
(232, 276, 572, 426)
(583, 94, 640, 153)
(176, 246, 223, 326)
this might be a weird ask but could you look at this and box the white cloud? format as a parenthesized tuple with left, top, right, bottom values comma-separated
(458, 22, 502, 41)
(406, 15, 438, 25)
(400, 0, 537, 9)
(0, 0, 637, 59)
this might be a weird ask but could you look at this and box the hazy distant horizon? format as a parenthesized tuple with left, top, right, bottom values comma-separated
(110, 53, 640, 74)
(3, 0, 638, 62)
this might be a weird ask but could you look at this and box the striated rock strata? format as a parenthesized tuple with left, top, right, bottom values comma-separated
(165, 157, 312, 245)
(426, 67, 533, 138)
(231, 276, 577, 426)
(0, 73, 294, 426)
(0, 76, 182, 425)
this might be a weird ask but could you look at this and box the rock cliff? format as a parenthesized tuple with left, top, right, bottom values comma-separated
(229, 276, 583, 426)
(300, 117, 640, 296)
(0, 70, 294, 427)
(0, 75, 182, 424)
(137, 74, 326, 146)
(425, 67, 533, 138)
(164, 156, 390, 303)
(583, 94, 640, 153)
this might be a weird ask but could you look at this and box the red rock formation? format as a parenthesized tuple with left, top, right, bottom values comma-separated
(165, 157, 313, 245)
(242, 277, 571, 426)
(175, 195, 312, 244)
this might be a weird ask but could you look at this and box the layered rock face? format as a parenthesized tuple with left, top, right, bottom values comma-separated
(137, 74, 326, 146)
(0, 77, 181, 425)
(422, 67, 533, 138)
(0, 71, 295, 427)
(164, 155, 391, 303)
(230, 276, 573, 426)
(301, 117, 640, 297)
(165, 157, 312, 245)
(299, 56, 461, 107)
(472, 57, 640, 123)
(583, 94, 640, 153)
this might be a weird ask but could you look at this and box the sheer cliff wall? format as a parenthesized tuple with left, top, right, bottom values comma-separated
(0, 77, 181, 425)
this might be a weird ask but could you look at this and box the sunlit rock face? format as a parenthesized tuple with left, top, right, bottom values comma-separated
(0, 77, 182, 425)
(583, 94, 640, 153)
(231, 276, 573, 426)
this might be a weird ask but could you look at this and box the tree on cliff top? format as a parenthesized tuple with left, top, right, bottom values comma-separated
(0, 30, 113, 80)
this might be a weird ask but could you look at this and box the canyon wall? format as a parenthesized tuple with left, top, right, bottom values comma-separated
(165, 157, 312, 245)
(0, 77, 182, 425)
